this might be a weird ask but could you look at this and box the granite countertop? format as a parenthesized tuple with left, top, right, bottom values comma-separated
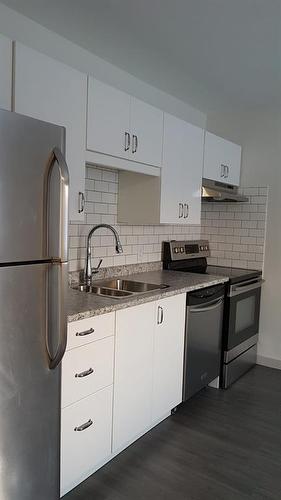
(67, 270, 229, 322)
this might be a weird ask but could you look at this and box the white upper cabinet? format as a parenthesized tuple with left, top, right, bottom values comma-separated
(0, 34, 12, 110)
(129, 97, 163, 167)
(87, 78, 130, 160)
(87, 78, 163, 170)
(152, 294, 186, 423)
(203, 131, 242, 186)
(161, 113, 204, 224)
(118, 113, 204, 225)
(14, 43, 87, 221)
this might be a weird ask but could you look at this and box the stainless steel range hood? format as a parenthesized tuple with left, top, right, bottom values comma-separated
(202, 178, 248, 202)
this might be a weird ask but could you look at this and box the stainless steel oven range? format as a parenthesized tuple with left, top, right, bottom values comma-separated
(162, 239, 263, 389)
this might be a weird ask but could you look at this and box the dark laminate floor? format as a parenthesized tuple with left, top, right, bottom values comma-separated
(65, 366, 281, 500)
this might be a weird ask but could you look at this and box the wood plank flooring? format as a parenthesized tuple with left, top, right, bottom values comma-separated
(65, 366, 281, 500)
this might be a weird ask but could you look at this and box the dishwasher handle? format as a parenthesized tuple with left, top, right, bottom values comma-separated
(189, 297, 224, 313)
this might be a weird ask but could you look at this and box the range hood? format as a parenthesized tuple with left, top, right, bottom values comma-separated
(202, 178, 248, 202)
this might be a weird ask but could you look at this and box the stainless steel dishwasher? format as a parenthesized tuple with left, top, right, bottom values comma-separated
(183, 284, 225, 401)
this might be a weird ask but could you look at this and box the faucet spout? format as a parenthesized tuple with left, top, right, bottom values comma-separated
(84, 224, 123, 285)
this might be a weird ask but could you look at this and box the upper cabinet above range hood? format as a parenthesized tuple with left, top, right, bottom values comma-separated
(202, 178, 248, 202)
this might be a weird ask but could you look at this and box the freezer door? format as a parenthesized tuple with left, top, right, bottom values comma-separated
(0, 109, 68, 263)
(0, 262, 67, 500)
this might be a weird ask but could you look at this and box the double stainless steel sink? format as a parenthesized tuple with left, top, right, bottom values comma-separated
(72, 279, 169, 299)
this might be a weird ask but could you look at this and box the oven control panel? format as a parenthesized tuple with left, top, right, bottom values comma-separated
(163, 240, 210, 261)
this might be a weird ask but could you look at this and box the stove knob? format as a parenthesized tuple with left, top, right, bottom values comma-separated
(205, 245, 209, 251)
(200, 245, 204, 251)
(174, 247, 179, 254)
(180, 247, 184, 253)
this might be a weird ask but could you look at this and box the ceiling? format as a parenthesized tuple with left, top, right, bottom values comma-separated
(2, 0, 281, 112)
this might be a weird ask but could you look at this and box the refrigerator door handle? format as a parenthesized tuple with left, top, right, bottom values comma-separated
(44, 147, 69, 262)
(46, 262, 68, 370)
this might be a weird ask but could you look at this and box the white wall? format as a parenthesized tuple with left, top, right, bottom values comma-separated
(207, 109, 281, 367)
(0, 2, 206, 129)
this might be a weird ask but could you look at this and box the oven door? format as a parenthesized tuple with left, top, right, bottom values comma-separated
(225, 278, 263, 350)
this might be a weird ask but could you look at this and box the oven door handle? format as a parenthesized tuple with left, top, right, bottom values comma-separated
(228, 279, 264, 297)
(189, 297, 224, 313)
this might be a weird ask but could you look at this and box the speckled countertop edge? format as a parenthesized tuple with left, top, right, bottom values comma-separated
(67, 270, 229, 323)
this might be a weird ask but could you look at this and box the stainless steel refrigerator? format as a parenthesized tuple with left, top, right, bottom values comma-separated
(0, 109, 69, 500)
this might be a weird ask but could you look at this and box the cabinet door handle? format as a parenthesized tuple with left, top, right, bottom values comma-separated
(132, 134, 137, 154)
(184, 203, 189, 218)
(220, 164, 226, 178)
(226, 165, 229, 178)
(75, 367, 94, 378)
(78, 192, 85, 213)
(74, 419, 93, 432)
(157, 306, 164, 325)
(179, 203, 184, 218)
(75, 327, 95, 337)
(125, 132, 130, 152)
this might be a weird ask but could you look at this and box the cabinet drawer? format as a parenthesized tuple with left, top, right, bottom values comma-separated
(62, 336, 114, 408)
(61, 386, 113, 496)
(67, 312, 115, 350)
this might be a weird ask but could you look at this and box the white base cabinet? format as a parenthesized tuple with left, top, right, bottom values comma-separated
(113, 294, 186, 453)
(152, 294, 186, 422)
(13, 43, 87, 222)
(113, 302, 155, 453)
(0, 34, 12, 111)
(61, 295, 186, 496)
(203, 131, 241, 186)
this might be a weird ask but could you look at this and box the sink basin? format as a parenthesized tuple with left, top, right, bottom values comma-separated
(72, 284, 133, 298)
(97, 279, 169, 293)
(72, 279, 169, 299)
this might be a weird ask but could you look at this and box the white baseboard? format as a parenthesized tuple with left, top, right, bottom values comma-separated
(257, 355, 281, 370)
(208, 376, 220, 389)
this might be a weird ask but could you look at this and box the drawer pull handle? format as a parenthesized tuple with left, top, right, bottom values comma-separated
(76, 327, 94, 337)
(74, 419, 93, 432)
(75, 368, 94, 378)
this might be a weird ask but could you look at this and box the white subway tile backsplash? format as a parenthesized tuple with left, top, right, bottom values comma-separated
(68, 166, 268, 273)
(202, 186, 268, 270)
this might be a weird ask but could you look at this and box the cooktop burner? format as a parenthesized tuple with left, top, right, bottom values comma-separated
(205, 265, 262, 285)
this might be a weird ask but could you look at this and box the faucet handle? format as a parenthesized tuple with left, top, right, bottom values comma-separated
(92, 259, 103, 274)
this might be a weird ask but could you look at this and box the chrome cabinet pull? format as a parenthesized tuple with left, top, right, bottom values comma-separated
(157, 306, 164, 325)
(184, 203, 189, 218)
(132, 134, 138, 153)
(75, 327, 95, 337)
(74, 419, 93, 432)
(78, 191, 85, 213)
(125, 132, 130, 152)
(75, 367, 94, 378)
(220, 164, 229, 178)
(179, 203, 184, 218)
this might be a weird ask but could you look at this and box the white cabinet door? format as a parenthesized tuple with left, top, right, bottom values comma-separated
(0, 34, 12, 110)
(161, 113, 204, 224)
(14, 43, 87, 221)
(203, 131, 241, 186)
(87, 77, 130, 160)
(129, 97, 163, 167)
(152, 294, 186, 423)
(113, 302, 154, 453)
(61, 386, 113, 496)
